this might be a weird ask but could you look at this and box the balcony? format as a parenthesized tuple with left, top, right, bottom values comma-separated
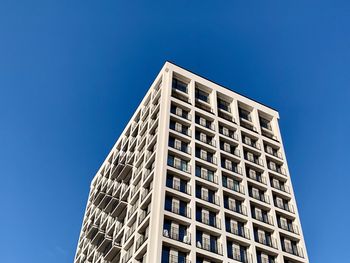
(249, 190, 270, 204)
(225, 202, 247, 216)
(197, 192, 220, 206)
(282, 244, 304, 258)
(252, 212, 274, 225)
(163, 227, 191, 244)
(221, 144, 240, 157)
(198, 216, 221, 229)
(223, 180, 245, 195)
(218, 100, 231, 113)
(221, 161, 242, 175)
(170, 122, 191, 137)
(135, 234, 148, 251)
(255, 235, 278, 249)
(243, 137, 261, 150)
(279, 222, 299, 235)
(167, 181, 191, 195)
(271, 181, 290, 194)
(245, 153, 264, 167)
(226, 225, 250, 239)
(274, 200, 294, 213)
(196, 152, 217, 165)
(265, 146, 283, 160)
(138, 208, 151, 225)
(124, 225, 136, 242)
(169, 142, 191, 155)
(197, 237, 223, 255)
(104, 239, 122, 261)
(268, 163, 287, 176)
(196, 119, 215, 131)
(167, 255, 191, 263)
(196, 134, 216, 147)
(247, 171, 266, 185)
(171, 107, 191, 121)
(166, 204, 191, 219)
(229, 251, 251, 263)
(168, 158, 191, 174)
(172, 79, 190, 104)
(219, 127, 238, 141)
(196, 170, 218, 184)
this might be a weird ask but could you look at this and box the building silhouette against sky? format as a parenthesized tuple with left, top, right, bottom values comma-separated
(74, 62, 309, 263)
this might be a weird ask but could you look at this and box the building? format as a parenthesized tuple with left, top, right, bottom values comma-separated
(74, 62, 309, 263)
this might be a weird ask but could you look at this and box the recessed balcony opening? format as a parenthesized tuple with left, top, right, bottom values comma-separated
(196, 205, 221, 229)
(223, 195, 247, 216)
(161, 245, 190, 263)
(196, 230, 223, 255)
(226, 240, 251, 263)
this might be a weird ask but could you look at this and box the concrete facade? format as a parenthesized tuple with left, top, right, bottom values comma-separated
(74, 62, 309, 263)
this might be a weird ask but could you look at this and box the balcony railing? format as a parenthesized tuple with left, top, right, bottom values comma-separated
(197, 152, 217, 164)
(249, 191, 270, 204)
(268, 163, 287, 176)
(247, 172, 266, 184)
(197, 237, 223, 255)
(199, 216, 221, 229)
(255, 235, 278, 249)
(226, 226, 250, 239)
(265, 147, 283, 159)
(222, 146, 240, 157)
(170, 108, 191, 121)
(252, 212, 274, 225)
(168, 159, 191, 174)
(219, 128, 238, 141)
(196, 135, 216, 147)
(197, 192, 220, 206)
(124, 225, 136, 242)
(168, 182, 191, 195)
(223, 180, 245, 194)
(243, 137, 261, 150)
(282, 244, 304, 258)
(245, 154, 264, 166)
(172, 87, 190, 104)
(170, 124, 191, 137)
(226, 203, 247, 216)
(271, 181, 290, 193)
(167, 254, 191, 263)
(229, 251, 251, 263)
(170, 142, 191, 154)
(196, 119, 215, 131)
(222, 162, 242, 175)
(163, 227, 191, 244)
(138, 209, 151, 225)
(279, 222, 299, 235)
(167, 205, 191, 218)
(196, 171, 218, 184)
(135, 234, 148, 251)
(274, 200, 294, 213)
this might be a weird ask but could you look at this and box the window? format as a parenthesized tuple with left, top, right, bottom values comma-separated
(266, 145, 273, 155)
(218, 99, 230, 112)
(239, 108, 251, 121)
(244, 136, 251, 145)
(195, 88, 210, 103)
(172, 78, 188, 93)
(247, 152, 254, 162)
(260, 117, 272, 130)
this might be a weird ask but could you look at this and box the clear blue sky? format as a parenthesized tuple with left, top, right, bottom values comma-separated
(0, 0, 348, 262)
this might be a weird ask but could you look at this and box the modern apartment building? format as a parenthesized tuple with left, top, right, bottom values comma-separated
(74, 62, 309, 263)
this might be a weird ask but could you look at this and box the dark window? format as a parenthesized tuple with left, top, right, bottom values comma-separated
(172, 78, 188, 93)
(195, 88, 209, 102)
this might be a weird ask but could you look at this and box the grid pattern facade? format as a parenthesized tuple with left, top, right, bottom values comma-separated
(74, 62, 309, 263)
